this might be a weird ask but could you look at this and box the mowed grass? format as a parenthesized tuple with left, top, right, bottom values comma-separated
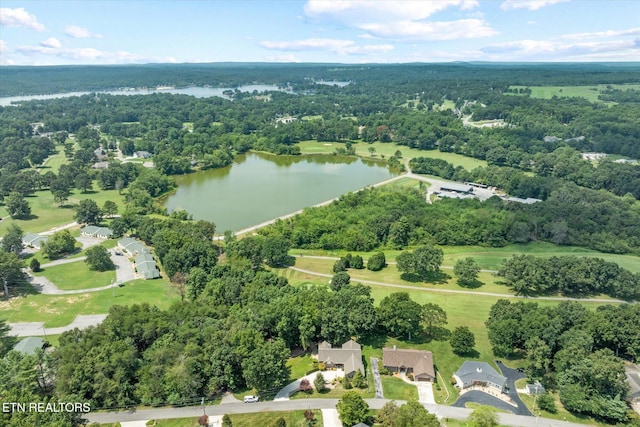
(508, 84, 640, 104)
(33, 260, 116, 291)
(37, 145, 68, 174)
(0, 184, 126, 234)
(381, 376, 419, 401)
(150, 411, 324, 427)
(0, 278, 177, 327)
(296, 140, 487, 170)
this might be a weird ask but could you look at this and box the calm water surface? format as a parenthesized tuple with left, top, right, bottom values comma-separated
(164, 152, 396, 232)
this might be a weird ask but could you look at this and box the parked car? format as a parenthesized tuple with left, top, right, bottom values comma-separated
(114, 250, 123, 256)
(243, 395, 259, 403)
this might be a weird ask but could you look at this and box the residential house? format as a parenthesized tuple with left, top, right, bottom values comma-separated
(22, 233, 49, 249)
(382, 347, 435, 381)
(317, 340, 364, 377)
(117, 237, 149, 256)
(13, 337, 45, 355)
(526, 383, 545, 395)
(134, 252, 160, 280)
(80, 225, 114, 239)
(134, 151, 152, 159)
(454, 361, 506, 392)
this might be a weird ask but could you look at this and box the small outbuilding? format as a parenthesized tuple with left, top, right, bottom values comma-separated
(526, 383, 545, 395)
(439, 183, 474, 194)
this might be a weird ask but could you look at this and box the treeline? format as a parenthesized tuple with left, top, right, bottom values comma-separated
(486, 300, 639, 422)
(262, 186, 640, 254)
(498, 254, 640, 300)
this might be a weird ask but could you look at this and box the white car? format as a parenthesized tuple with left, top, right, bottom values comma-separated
(243, 395, 259, 403)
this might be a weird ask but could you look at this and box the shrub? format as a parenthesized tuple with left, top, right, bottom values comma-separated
(537, 392, 557, 414)
(197, 414, 209, 426)
(367, 252, 386, 271)
(299, 378, 313, 393)
(29, 258, 41, 272)
(314, 372, 326, 392)
(273, 417, 287, 427)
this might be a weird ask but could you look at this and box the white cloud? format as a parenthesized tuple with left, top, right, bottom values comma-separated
(64, 25, 103, 39)
(481, 37, 639, 61)
(304, 0, 479, 21)
(40, 37, 61, 49)
(500, 0, 569, 11)
(260, 38, 393, 55)
(14, 42, 176, 65)
(0, 7, 46, 31)
(0, 40, 10, 53)
(265, 53, 302, 62)
(360, 19, 497, 40)
(560, 28, 640, 40)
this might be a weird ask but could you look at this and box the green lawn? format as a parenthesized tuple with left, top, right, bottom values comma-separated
(296, 140, 487, 170)
(148, 410, 323, 427)
(380, 376, 418, 401)
(0, 185, 126, 235)
(33, 260, 116, 291)
(518, 392, 611, 427)
(37, 145, 68, 174)
(287, 353, 316, 382)
(0, 278, 177, 327)
(507, 84, 640, 105)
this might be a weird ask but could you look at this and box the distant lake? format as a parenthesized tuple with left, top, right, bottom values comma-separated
(0, 84, 290, 106)
(163, 152, 396, 232)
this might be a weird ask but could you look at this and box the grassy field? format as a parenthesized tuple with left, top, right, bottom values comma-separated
(296, 140, 487, 170)
(507, 84, 640, 104)
(287, 353, 316, 382)
(33, 260, 116, 290)
(291, 241, 640, 274)
(0, 278, 177, 327)
(380, 376, 419, 401)
(37, 145, 68, 174)
(0, 185, 126, 235)
(146, 410, 324, 427)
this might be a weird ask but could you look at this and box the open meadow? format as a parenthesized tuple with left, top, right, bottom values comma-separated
(507, 83, 640, 104)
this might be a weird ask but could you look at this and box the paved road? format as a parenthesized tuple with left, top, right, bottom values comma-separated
(8, 314, 108, 337)
(453, 390, 520, 414)
(83, 398, 590, 427)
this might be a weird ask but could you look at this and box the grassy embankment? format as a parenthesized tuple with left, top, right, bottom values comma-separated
(123, 410, 324, 427)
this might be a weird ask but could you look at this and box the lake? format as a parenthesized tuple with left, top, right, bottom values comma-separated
(0, 84, 290, 106)
(163, 152, 396, 233)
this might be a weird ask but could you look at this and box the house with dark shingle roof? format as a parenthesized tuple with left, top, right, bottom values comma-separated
(13, 337, 45, 355)
(317, 340, 364, 377)
(454, 361, 506, 392)
(382, 347, 435, 381)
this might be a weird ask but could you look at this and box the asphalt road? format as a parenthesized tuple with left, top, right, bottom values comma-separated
(83, 398, 589, 427)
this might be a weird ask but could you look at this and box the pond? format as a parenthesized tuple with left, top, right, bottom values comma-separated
(163, 152, 397, 233)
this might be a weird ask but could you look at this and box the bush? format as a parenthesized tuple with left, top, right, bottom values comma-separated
(537, 392, 557, 414)
(273, 417, 287, 427)
(352, 371, 367, 388)
(85, 245, 115, 271)
(333, 258, 347, 272)
(29, 258, 41, 272)
(367, 252, 386, 271)
(197, 414, 209, 426)
(299, 378, 313, 393)
(378, 366, 390, 376)
(351, 255, 364, 269)
(314, 372, 326, 392)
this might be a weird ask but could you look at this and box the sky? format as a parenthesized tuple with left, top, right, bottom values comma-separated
(0, 0, 639, 66)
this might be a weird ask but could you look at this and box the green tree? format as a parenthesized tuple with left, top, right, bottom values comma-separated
(84, 246, 115, 271)
(1, 224, 24, 255)
(75, 172, 92, 193)
(333, 258, 347, 273)
(102, 200, 118, 218)
(351, 255, 364, 269)
(74, 199, 103, 225)
(536, 392, 557, 414)
(468, 405, 498, 427)
(337, 391, 369, 426)
(330, 271, 351, 291)
(241, 339, 290, 391)
(421, 303, 448, 337)
(395, 400, 440, 427)
(376, 400, 399, 426)
(42, 229, 76, 259)
(397, 245, 443, 279)
(262, 236, 290, 267)
(367, 251, 386, 271)
(454, 257, 481, 287)
(222, 414, 233, 427)
(450, 326, 476, 355)
(5, 192, 31, 219)
(378, 292, 422, 340)
(314, 372, 326, 393)
(0, 251, 26, 299)
(388, 216, 410, 249)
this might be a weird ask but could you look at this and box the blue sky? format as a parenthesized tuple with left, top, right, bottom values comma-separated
(1, 0, 638, 65)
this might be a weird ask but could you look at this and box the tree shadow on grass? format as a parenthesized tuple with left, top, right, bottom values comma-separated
(455, 349, 481, 359)
(361, 331, 389, 349)
(458, 278, 484, 289)
(400, 270, 451, 284)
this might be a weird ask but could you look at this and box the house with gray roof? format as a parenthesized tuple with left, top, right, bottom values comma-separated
(439, 183, 474, 194)
(454, 361, 506, 392)
(22, 232, 49, 249)
(317, 340, 364, 377)
(81, 225, 114, 239)
(382, 347, 435, 381)
(13, 337, 45, 355)
(134, 252, 160, 280)
(117, 237, 149, 256)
